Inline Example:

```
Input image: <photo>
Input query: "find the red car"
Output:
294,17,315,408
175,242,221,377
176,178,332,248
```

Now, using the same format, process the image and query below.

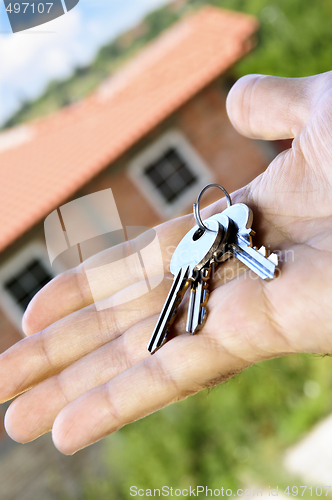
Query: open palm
1,73,332,455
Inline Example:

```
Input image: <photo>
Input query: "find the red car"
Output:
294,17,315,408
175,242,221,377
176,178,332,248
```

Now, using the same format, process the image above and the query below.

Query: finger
4,261,254,444
226,72,329,140
51,330,252,455
0,276,169,403
22,216,191,336
53,245,318,456
22,193,240,336
7,250,304,448
5,315,156,443
4,191,256,406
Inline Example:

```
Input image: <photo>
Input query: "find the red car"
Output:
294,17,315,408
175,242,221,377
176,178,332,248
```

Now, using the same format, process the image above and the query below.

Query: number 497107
283,486,331,496
6,3,53,14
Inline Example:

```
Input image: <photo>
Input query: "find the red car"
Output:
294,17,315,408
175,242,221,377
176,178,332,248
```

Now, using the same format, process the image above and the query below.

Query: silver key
148,219,223,354
148,265,190,354
210,203,278,279
228,239,278,280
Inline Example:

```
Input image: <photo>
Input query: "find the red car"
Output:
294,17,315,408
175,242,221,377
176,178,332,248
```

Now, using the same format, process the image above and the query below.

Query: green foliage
143,7,181,41
72,354,332,499
4,0,332,129
227,0,332,78
191,0,332,77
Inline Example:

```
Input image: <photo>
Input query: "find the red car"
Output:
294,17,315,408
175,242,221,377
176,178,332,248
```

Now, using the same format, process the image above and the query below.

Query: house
0,6,274,357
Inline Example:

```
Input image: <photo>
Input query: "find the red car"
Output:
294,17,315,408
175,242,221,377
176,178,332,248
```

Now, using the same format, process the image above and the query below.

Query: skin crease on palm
1,71,332,456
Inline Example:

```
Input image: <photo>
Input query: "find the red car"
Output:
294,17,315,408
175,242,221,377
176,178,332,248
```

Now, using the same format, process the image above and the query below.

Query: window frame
0,242,57,331
128,130,213,217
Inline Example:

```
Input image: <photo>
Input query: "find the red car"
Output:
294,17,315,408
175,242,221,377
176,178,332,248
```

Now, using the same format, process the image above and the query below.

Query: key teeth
257,246,266,257
256,246,278,266
268,253,278,266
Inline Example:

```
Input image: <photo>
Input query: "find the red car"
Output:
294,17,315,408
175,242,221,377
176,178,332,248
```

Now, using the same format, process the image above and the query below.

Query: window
144,148,198,204
129,130,212,217
0,243,56,330
4,258,53,312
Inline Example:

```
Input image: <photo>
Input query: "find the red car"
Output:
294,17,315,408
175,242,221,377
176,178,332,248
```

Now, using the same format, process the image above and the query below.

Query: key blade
148,265,190,354
230,243,277,280
191,280,204,334
187,269,210,335
198,285,209,328
186,281,196,334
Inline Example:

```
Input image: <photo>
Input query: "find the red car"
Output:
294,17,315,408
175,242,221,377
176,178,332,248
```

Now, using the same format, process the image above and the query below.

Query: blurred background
0,0,332,498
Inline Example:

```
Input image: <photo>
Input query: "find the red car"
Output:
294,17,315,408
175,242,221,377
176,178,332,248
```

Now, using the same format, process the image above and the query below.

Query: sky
0,0,170,126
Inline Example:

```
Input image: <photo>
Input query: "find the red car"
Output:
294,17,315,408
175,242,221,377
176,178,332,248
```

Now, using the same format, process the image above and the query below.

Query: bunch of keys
148,184,279,354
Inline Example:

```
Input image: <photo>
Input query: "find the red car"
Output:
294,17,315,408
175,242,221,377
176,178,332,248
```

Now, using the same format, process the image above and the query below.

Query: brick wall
0,310,22,354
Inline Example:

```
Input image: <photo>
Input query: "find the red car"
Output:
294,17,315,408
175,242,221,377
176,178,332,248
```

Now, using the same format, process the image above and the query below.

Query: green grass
71,354,332,499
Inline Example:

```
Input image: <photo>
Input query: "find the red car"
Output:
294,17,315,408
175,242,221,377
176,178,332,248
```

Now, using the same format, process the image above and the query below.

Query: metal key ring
193,183,232,232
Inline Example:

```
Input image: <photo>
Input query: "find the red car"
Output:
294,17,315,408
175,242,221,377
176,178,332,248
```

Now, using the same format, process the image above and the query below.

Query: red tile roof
0,6,258,252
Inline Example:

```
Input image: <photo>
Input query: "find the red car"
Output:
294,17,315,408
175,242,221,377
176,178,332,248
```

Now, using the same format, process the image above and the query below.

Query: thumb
226,73,330,140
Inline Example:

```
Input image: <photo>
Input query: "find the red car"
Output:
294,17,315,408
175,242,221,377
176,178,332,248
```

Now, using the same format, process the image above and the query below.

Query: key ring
193,183,232,232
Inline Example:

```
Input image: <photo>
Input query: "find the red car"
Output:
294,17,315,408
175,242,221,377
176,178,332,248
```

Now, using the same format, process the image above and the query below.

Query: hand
2,72,332,455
